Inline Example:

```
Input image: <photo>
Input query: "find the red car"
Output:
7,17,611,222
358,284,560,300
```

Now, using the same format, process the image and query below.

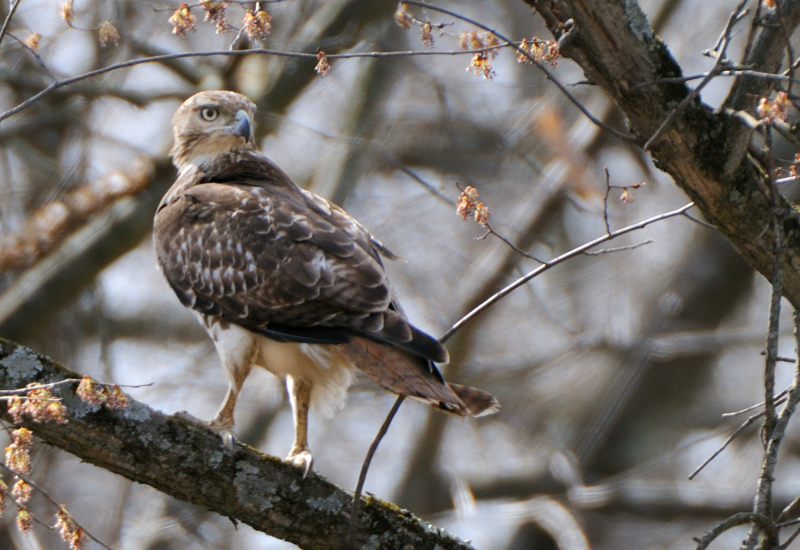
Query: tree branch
0,338,474,550
526,0,800,310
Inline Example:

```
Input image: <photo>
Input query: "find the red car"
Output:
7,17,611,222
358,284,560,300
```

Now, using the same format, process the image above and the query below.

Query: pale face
170,90,257,171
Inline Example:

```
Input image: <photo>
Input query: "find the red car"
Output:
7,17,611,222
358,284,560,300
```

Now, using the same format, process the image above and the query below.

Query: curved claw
208,418,238,453
219,430,237,452
286,450,314,478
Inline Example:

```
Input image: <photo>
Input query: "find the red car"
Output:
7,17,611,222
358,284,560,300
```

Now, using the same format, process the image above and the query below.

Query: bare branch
721,388,790,418
0,45,515,124
688,408,766,481
0,0,21,50
348,395,406,546
583,240,653,255
440,202,694,343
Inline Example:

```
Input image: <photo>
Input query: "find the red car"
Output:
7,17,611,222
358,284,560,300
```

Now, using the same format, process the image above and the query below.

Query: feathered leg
203,317,257,451
208,361,253,451
286,375,314,477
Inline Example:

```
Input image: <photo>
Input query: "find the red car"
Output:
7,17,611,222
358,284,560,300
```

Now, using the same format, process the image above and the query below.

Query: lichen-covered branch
0,338,474,550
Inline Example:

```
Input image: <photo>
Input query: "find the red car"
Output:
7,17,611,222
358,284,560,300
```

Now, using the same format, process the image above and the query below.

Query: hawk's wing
154,153,447,365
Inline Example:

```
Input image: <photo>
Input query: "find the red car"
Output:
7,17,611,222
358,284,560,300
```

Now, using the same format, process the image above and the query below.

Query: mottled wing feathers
154,151,448,364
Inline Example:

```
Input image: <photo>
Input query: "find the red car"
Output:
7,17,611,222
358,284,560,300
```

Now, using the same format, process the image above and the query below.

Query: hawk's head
170,90,257,172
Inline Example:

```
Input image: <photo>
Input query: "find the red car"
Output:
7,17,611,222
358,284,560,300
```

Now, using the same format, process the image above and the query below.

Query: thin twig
774,0,796,99
402,0,637,143
721,388,789,417
0,378,151,395
0,0,21,50
583,240,653,255
741,129,786,549
635,68,800,89
688,408,766,480
440,203,694,343
603,167,612,235
347,395,406,547
5,31,57,82
742,310,800,548
778,495,800,524
477,224,545,263
0,44,511,125
681,211,717,230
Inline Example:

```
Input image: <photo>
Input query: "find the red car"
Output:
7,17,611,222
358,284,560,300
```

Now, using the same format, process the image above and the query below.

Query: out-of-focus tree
1,0,800,549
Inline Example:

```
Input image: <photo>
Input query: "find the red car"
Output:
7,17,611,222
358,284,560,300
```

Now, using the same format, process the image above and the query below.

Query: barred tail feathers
340,336,499,417
447,382,501,417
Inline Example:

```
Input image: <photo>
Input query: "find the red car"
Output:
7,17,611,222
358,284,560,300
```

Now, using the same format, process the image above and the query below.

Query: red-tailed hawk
154,90,499,474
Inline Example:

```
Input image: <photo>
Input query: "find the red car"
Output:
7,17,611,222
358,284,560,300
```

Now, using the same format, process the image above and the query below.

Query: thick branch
0,338,473,550
527,0,800,309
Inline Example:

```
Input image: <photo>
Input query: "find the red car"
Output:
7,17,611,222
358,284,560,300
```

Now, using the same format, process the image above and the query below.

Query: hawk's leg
286,375,314,477
209,362,253,452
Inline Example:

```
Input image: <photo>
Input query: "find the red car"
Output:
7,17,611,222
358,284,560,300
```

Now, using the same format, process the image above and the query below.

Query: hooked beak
232,110,253,143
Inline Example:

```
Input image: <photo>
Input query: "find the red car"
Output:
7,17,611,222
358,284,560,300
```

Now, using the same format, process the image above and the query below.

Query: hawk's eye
200,107,219,121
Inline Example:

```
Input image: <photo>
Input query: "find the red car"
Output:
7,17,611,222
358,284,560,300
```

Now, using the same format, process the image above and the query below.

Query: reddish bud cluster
0,478,7,517
169,4,197,36
420,22,435,48
620,188,634,203
202,1,226,20
7,384,68,425
76,376,129,409
315,50,330,76
619,181,646,203
201,1,231,34
243,9,271,41
98,21,120,47
12,479,32,507
394,3,413,30
459,32,500,80
457,186,490,226
393,4,438,49
791,153,800,179
61,0,74,27
517,37,560,66
459,30,499,52
25,33,40,51
13,482,33,537
16,509,32,534
468,53,495,80
56,505,85,550
5,428,33,476
757,91,792,123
